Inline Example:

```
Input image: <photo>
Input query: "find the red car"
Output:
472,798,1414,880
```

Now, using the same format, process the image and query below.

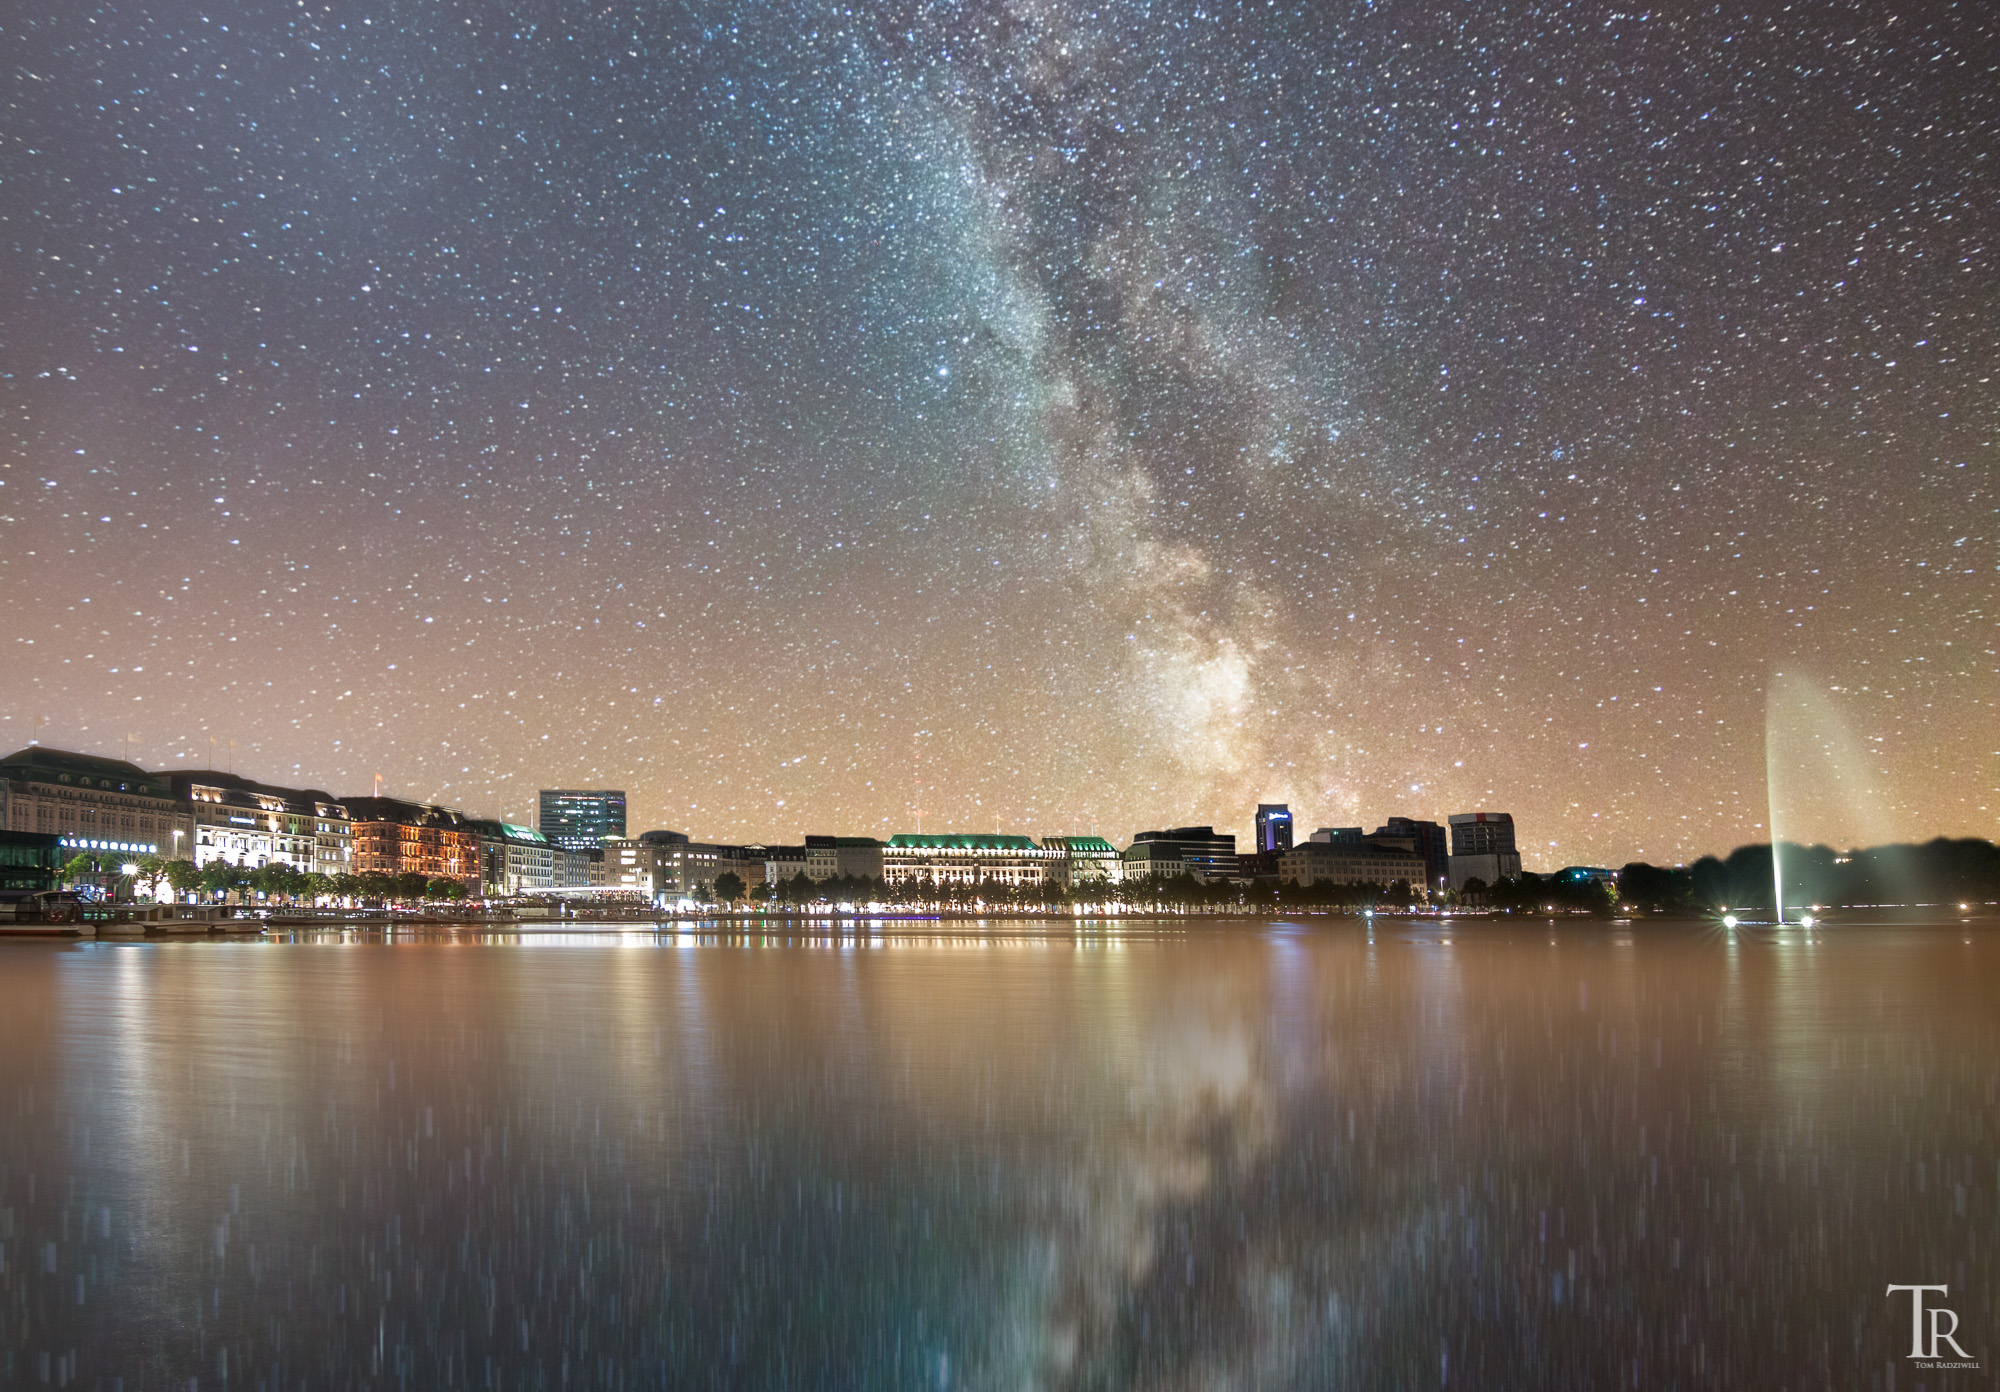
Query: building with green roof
1039,836,1126,887
467,819,555,894
883,832,1058,889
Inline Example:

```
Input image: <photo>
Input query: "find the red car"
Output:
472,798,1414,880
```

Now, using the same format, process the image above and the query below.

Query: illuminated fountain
1764,669,1894,927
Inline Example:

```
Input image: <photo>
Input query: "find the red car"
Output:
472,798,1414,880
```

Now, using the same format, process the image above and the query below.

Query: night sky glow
2,1,1993,866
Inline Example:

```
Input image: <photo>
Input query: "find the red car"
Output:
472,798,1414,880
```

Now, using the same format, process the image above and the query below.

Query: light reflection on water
0,916,1994,1389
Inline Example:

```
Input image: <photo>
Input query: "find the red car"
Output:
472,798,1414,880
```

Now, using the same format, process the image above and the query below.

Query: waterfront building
1377,816,1450,893
1040,836,1125,888
1254,804,1294,854
1237,849,1285,884
1448,811,1523,889
1124,827,1238,883
1123,839,1185,879
537,789,627,851
469,821,554,894
1279,837,1426,890
882,834,1059,890
342,796,482,892
674,843,740,896
547,845,607,890
312,797,354,877
0,746,192,859
603,835,743,899
635,831,752,898
804,835,885,882
604,835,672,897
717,846,769,893
0,830,64,892
171,771,343,874
762,844,810,886
625,836,749,898
636,831,691,896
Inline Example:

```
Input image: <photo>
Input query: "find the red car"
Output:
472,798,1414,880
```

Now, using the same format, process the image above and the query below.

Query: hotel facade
170,771,349,875
0,746,193,860
882,833,1060,889
342,796,482,892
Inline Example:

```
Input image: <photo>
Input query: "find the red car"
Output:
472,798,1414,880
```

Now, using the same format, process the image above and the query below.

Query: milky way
2,1,1993,864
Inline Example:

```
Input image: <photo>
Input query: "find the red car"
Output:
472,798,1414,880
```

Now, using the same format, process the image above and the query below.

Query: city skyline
2,4,1993,867
0,727,1967,878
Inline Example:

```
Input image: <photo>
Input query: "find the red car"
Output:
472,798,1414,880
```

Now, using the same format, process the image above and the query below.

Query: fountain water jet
1765,668,1896,923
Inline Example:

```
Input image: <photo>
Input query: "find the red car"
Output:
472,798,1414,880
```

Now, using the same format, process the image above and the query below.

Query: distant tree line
1615,838,2000,913
1455,873,1617,916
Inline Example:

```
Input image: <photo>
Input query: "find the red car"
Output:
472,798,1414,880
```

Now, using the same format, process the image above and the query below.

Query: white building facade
172,772,342,874
1040,836,1125,888
882,834,1059,890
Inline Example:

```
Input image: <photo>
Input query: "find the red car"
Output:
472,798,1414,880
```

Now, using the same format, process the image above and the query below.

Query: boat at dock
0,893,265,939
0,890,91,937
91,903,260,937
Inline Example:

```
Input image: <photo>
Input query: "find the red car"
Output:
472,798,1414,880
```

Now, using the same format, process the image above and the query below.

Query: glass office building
0,830,64,892
537,790,627,851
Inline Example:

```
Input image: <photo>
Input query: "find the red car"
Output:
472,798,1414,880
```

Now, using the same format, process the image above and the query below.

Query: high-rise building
537,790,626,850
1449,810,1517,856
1377,816,1449,892
1447,812,1522,889
1254,804,1294,854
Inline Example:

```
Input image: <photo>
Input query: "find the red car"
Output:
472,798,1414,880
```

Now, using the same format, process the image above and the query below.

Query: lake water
0,916,1994,1389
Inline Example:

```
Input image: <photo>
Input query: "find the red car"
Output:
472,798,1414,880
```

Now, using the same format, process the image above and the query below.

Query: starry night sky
2,1,1993,866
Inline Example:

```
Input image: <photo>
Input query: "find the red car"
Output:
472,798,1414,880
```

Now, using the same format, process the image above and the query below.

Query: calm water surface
1,916,1995,1389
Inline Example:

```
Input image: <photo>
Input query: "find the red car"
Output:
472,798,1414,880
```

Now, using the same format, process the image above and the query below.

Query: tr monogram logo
1886,1285,1978,1369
